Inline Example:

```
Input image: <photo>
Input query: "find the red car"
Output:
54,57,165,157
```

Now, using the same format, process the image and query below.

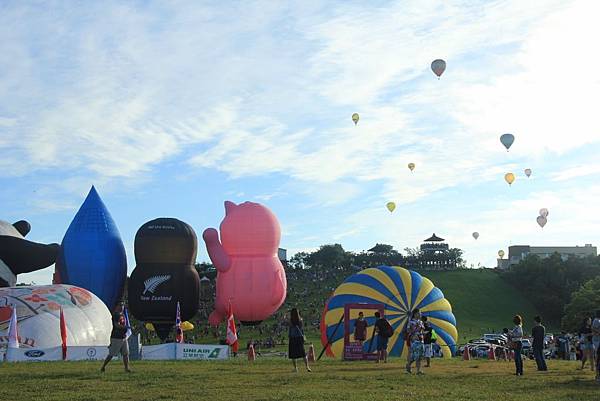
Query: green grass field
424,270,544,339
1,357,598,401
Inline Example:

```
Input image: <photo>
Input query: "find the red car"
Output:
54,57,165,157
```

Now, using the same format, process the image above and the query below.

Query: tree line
503,253,600,331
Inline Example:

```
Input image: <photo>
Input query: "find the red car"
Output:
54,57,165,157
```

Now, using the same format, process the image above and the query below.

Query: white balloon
0,284,111,348
472,232,479,240
537,215,548,228
539,208,549,218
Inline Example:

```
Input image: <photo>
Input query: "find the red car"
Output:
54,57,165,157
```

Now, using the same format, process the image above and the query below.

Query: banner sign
6,346,63,362
142,343,228,360
176,344,228,360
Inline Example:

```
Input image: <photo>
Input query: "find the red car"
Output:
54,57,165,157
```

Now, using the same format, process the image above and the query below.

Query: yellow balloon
181,321,194,332
504,172,515,186
352,113,359,125
386,202,396,213
145,323,155,331
408,162,415,172
498,250,505,259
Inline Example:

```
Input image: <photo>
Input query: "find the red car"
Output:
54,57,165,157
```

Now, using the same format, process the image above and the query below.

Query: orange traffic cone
307,344,316,362
488,345,496,361
248,344,256,362
462,346,470,361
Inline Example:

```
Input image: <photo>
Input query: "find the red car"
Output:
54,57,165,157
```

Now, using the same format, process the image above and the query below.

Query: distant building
496,244,597,269
278,248,287,267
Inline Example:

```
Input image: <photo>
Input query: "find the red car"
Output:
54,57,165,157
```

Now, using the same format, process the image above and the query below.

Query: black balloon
128,218,200,341
1,219,59,287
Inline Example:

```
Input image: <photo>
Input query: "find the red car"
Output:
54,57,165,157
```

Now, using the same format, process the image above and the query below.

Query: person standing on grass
531,316,547,371
100,303,131,373
374,311,392,363
592,310,600,371
509,315,524,376
579,317,594,371
288,308,311,373
422,315,433,368
406,309,425,375
354,311,368,344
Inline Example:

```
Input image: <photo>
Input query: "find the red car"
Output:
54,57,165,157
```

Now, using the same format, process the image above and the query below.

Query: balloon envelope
500,134,515,151
524,168,532,177
386,202,396,213
181,321,194,331
352,113,359,125
408,163,415,172
498,250,505,258
537,215,548,228
472,232,479,240
431,59,446,78
0,284,111,348
504,173,515,186
56,186,127,310
320,266,457,358
128,218,200,341
539,208,549,218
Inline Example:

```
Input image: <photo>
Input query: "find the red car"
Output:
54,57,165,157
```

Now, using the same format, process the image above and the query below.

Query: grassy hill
423,269,544,341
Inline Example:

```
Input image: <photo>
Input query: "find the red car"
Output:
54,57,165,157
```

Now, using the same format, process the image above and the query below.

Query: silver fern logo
143,275,171,294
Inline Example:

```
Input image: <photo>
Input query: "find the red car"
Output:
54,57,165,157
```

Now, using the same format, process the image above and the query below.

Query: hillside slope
424,269,543,342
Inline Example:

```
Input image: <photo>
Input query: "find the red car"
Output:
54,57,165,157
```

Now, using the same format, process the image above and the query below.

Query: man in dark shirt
531,315,547,371
100,303,131,373
374,311,391,363
353,312,368,344
422,316,433,367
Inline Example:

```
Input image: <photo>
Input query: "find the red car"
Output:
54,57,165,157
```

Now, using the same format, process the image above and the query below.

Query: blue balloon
56,186,127,310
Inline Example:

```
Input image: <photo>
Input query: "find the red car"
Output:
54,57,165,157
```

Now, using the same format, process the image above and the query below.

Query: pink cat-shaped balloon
203,201,287,326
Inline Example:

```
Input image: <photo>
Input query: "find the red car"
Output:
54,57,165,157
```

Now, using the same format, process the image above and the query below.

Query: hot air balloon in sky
537,215,547,228
0,284,111,349
386,202,396,213
498,250,505,259
431,59,446,79
320,266,457,359
500,134,515,151
539,208,549,218
472,232,479,240
504,173,515,186
524,168,532,178
352,113,359,125
56,186,127,310
128,218,200,341
408,163,415,172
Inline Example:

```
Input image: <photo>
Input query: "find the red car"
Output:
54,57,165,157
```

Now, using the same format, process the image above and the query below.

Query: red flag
226,301,238,353
60,307,67,360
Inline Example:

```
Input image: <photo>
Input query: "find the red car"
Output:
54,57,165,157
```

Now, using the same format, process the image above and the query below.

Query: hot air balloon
539,208,549,218
203,201,287,326
498,250,505,259
352,113,360,125
128,218,200,341
0,284,111,349
55,186,127,310
504,173,515,186
537,216,547,228
386,202,396,213
408,163,415,172
472,232,479,240
431,59,446,79
500,134,515,151
524,168,532,178
181,321,194,331
320,266,457,359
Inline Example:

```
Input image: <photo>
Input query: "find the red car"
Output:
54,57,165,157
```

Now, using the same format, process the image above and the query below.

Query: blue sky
2,0,600,284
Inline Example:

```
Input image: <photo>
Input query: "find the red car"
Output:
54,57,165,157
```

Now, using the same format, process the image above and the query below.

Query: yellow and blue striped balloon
320,266,458,358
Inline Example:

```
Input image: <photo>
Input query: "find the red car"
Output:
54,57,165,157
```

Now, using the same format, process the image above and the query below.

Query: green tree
307,244,353,278
561,276,600,332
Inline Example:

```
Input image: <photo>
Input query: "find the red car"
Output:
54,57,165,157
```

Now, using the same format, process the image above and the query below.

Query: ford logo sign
25,350,45,358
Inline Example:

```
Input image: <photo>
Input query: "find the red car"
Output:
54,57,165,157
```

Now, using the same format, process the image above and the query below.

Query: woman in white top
509,315,524,376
